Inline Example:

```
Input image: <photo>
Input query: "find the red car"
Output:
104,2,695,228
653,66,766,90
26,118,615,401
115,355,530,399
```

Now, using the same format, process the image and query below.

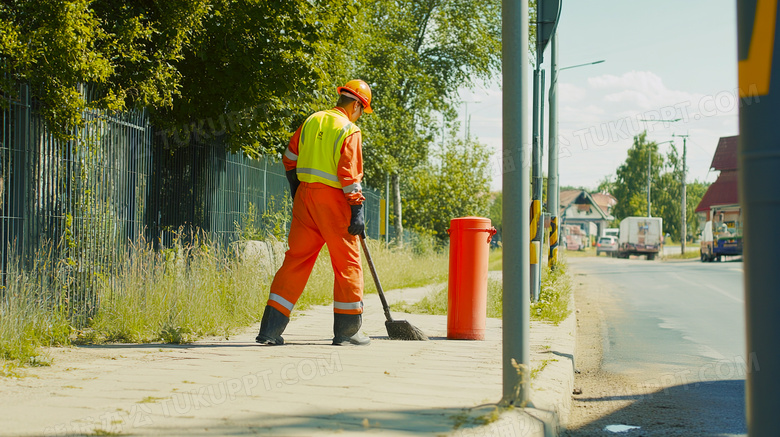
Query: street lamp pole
548,57,605,269
559,59,605,71
672,134,689,255
638,119,680,218
673,133,689,255
644,139,675,218
463,100,481,140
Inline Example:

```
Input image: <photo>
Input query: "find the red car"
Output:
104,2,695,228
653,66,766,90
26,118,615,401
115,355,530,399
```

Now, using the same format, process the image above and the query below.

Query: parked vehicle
563,224,586,251
700,220,743,262
596,236,619,256
604,228,619,238
617,217,663,260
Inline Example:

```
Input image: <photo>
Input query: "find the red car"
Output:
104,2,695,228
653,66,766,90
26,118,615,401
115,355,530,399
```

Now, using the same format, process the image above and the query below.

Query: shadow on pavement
147,406,510,435
564,379,746,436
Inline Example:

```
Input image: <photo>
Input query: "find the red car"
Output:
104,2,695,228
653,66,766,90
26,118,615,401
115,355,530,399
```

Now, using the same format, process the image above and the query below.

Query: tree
402,138,492,242
157,0,360,156
1,0,358,155
487,191,502,239
1,0,211,136
685,180,709,239
612,132,664,221
355,0,502,244
596,176,615,195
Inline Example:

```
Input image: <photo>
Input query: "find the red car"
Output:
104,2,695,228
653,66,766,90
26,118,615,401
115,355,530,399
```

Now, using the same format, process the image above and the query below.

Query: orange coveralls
266,106,366,318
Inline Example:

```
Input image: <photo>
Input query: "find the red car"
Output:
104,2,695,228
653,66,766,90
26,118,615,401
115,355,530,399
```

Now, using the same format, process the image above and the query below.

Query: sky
458,0,739,192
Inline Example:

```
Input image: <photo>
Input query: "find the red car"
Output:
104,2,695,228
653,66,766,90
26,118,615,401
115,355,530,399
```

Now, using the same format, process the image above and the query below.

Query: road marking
672,272,744,304
705,283,744,304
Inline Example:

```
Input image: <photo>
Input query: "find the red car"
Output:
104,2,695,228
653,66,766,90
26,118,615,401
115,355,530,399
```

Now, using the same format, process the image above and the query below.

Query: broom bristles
386,320,429,341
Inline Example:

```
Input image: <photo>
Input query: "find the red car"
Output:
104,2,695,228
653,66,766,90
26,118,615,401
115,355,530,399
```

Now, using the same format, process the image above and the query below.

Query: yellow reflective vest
294,109,361,190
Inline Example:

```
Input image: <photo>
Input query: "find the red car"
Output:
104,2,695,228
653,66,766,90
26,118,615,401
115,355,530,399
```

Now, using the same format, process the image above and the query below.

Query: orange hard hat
337,79,373,113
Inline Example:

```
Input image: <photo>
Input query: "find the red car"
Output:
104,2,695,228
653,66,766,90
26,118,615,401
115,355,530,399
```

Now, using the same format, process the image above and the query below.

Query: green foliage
2,229,450,366
612,132,660,219
353,0,502,239
531,263,572,324
397,249,572,325
235,198,293,242
85,232,270,344
1,0,356,154
0,1,211,136
356,0,502,182
0,250,71,371
402,139,492,242
158,0,360,156
487,191,503,238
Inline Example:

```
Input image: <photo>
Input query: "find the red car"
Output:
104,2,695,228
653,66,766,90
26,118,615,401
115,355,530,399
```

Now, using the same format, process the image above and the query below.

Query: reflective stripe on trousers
266,182,364,317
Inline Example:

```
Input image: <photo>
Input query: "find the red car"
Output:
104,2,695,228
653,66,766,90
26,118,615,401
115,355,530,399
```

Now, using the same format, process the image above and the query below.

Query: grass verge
1,233,449,372
394,249,572,325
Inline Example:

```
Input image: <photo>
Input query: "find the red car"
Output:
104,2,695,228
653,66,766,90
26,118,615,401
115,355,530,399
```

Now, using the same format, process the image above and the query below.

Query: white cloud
558,83,587,103
587,70,702,111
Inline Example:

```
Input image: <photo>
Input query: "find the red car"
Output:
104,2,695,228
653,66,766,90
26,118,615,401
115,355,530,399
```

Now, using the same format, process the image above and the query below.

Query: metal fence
0,83,382,324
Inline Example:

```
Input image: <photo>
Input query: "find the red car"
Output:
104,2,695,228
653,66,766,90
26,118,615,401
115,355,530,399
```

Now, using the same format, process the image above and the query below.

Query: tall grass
0,231,451,370
85,233,273,344
0,249,71,373
397,249,573,325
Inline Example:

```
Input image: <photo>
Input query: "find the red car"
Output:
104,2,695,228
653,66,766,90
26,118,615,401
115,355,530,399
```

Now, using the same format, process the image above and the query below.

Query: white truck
617,217,663,260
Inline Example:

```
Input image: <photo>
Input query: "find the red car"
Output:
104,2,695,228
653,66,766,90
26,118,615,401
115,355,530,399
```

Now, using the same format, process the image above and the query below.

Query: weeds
1,225,451,370
396,249,572,325
0,248,71,373
531,263,573,324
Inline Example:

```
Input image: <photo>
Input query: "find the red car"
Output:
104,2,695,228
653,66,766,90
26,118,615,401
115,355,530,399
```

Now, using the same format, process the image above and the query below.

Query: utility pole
673,133,689,255
738,1,780,434
501,0,531,406
530,31,543,302
638,120,680,218
647,144,652,217
547,30,559,269
464,100,480,140
530,0,560,302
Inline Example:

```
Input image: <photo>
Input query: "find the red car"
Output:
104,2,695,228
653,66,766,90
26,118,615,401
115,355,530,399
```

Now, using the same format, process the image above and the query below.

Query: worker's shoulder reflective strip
333,300,363,310
297,167,339,183
333,123,354,156
342,182,362,194
269,293,294,312
284,147,298,161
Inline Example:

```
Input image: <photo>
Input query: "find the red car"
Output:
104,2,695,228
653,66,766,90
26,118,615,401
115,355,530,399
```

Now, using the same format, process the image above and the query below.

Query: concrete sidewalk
0,284,575,436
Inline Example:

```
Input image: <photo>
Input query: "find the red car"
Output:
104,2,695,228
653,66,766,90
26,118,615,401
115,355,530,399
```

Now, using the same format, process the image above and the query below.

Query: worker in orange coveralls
256,79,373,346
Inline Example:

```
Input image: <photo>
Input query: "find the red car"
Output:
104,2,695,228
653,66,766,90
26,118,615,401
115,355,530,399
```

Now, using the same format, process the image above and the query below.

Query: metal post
737,1,780,434
681,136,687,255
647,145,652,217
530,3,543,303
547,30,559,269
502,0,531,406
385,173,390,248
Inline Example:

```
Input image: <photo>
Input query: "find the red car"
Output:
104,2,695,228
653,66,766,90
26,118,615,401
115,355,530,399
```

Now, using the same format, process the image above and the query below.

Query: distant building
559,190,615,245
695,135,741,228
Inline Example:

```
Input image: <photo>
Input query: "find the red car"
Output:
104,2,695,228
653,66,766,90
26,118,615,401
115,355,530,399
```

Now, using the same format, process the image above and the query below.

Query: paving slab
0,281,575,436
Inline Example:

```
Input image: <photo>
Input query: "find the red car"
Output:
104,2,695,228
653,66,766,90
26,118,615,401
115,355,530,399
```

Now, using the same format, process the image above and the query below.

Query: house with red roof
695,135,741,230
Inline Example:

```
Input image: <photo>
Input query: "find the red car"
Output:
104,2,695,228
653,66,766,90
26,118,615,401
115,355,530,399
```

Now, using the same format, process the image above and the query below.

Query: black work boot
332,313,371,346
256,305,289,345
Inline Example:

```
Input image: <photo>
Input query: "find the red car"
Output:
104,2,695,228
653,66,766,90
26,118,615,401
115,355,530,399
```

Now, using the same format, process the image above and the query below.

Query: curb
461,304,577,437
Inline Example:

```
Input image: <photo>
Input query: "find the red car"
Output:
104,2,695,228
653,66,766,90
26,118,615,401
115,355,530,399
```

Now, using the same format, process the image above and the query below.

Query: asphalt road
567,256,747,436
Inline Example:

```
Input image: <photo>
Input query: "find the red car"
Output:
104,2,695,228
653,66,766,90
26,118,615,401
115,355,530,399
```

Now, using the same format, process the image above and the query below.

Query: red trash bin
447,216,497,340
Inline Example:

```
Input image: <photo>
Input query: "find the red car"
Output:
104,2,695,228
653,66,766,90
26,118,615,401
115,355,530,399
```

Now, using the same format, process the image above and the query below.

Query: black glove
285,169,300,200
348,204,365,236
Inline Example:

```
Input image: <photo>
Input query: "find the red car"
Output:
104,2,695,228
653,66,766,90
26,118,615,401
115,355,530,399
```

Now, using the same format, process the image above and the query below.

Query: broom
359,233,428,341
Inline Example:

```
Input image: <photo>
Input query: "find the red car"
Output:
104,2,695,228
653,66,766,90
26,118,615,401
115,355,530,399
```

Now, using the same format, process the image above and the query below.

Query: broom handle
359,233,394,322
